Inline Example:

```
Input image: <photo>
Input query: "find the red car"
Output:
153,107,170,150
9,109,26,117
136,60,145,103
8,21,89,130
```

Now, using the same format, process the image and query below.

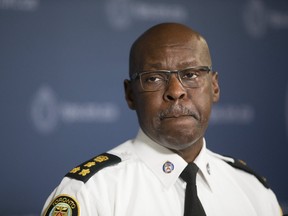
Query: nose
163,74,187,101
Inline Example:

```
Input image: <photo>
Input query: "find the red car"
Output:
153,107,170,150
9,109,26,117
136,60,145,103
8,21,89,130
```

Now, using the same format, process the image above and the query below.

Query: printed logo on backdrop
31,85,120,134
105,0,188,30
243,0,288,38
0,0,39,11
286,81,288,142
210,104,254,124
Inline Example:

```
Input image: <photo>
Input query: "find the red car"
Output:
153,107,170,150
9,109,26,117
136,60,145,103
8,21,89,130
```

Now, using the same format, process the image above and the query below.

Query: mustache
158,104,199,120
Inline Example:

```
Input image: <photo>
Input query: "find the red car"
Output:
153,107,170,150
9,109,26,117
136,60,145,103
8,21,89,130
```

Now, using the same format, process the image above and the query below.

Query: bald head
129,23,212,76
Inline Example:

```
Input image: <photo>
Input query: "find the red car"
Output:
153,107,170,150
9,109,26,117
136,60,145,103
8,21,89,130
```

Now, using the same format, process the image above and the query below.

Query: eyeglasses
130,66,212,92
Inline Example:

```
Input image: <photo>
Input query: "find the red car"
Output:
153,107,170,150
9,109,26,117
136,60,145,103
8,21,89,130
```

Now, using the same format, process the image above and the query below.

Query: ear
211,72,220,103
124,79,136,110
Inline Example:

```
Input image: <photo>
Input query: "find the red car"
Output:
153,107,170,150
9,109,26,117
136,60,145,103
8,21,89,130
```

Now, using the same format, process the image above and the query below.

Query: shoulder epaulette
223,157,270,189
65,152,121,183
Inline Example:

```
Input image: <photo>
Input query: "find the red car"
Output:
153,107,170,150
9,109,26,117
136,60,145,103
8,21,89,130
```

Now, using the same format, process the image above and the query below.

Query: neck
173,138,204,163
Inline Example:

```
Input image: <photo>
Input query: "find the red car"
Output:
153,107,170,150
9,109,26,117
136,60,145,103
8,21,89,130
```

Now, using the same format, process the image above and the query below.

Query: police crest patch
43,195,79,216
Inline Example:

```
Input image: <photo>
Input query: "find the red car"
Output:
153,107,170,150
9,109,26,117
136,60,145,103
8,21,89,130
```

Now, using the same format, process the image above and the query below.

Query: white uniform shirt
42,130,281,216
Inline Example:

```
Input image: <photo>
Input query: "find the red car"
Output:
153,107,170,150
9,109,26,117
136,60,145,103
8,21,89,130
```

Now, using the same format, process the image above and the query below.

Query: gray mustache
159,105,198,120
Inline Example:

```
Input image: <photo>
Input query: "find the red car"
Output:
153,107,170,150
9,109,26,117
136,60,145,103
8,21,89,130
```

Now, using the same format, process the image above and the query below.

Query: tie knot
180,162,199,184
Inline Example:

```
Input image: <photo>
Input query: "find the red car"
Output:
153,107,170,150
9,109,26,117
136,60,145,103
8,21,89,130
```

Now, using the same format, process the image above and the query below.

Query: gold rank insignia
43,194,79,216
65,152,121,183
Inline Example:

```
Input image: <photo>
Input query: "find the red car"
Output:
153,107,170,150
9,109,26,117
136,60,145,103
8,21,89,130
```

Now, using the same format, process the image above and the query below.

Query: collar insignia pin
163,161,174,174
206,163,211,175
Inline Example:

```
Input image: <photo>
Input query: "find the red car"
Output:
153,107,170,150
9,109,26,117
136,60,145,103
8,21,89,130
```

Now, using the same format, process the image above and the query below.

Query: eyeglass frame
129,66,213,92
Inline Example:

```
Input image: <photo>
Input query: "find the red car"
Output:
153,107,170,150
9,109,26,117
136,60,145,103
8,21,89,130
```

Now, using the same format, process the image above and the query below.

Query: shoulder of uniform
221,156,270,189
65,152,121,183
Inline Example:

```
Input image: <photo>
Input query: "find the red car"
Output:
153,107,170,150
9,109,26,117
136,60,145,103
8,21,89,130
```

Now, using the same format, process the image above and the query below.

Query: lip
160,114,195,120
163,114,190,118
159,104,199,121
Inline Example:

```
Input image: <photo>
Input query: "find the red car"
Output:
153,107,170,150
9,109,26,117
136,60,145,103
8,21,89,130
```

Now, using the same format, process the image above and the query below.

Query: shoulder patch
224,158,270,189
65,152,121,183
43,194,79,216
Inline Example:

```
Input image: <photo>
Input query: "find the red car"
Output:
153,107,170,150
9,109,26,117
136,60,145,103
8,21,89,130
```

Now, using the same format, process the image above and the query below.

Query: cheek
199,102,212,124
189,88,213,121
135,93,162,125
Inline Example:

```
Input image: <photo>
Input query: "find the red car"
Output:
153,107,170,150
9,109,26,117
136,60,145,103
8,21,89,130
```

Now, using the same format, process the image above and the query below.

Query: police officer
42,23,281,216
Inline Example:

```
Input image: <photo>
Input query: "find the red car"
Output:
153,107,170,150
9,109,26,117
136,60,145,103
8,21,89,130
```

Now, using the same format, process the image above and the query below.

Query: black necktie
180,163,206,216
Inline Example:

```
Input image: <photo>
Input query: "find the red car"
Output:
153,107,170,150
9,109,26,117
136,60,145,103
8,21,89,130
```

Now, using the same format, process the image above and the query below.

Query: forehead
138,44,209,70
130,24,212,73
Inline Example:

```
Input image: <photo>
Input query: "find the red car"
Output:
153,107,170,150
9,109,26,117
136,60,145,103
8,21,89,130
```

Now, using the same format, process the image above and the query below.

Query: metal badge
206,163,211,175
163,161,174,174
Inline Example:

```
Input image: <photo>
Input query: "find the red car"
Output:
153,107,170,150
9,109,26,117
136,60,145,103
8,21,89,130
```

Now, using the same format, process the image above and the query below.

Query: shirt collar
132,129,213,191
133,129,187,188
193,139,214,192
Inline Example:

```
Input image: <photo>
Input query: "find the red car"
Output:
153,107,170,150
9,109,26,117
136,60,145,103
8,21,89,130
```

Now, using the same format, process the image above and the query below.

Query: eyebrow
143,61,197,70
178,61,197,68
142,63,162,69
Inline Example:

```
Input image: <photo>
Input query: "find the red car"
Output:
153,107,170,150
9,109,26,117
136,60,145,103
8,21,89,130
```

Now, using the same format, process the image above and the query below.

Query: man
42,23,281,216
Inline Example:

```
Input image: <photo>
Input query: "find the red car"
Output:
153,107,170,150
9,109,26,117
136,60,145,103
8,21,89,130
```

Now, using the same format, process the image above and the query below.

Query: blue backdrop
0,0,288,215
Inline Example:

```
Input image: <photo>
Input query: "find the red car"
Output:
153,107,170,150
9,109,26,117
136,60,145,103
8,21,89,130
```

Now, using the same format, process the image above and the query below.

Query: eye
181,69,199,80
141,72,166,83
